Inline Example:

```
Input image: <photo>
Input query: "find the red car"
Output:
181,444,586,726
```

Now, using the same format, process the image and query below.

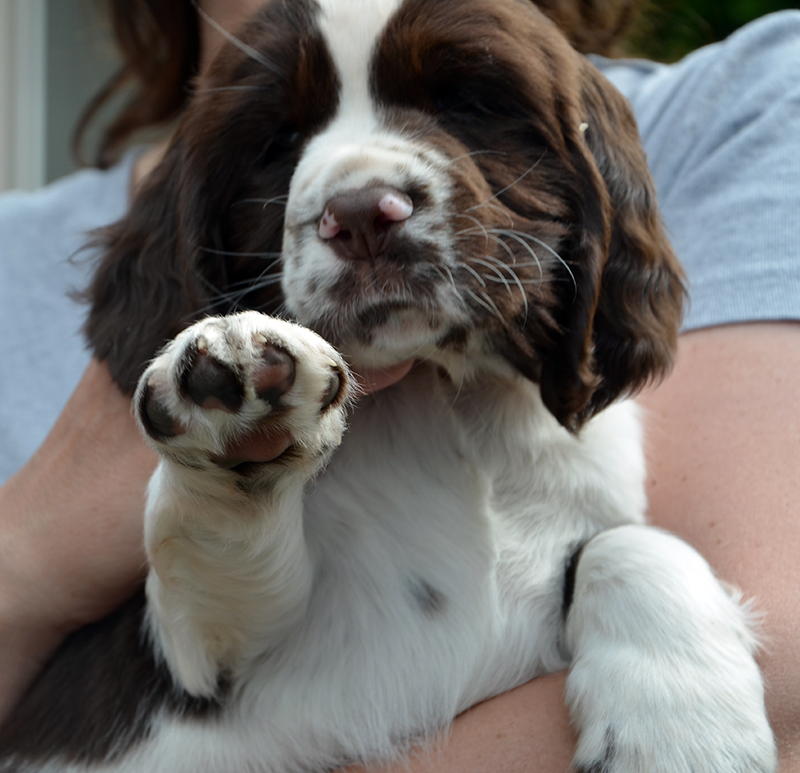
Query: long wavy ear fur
83,1,336,393
538,59,685,430
83,139,218,393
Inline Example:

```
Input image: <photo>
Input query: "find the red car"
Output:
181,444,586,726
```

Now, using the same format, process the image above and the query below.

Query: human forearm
342,673,576,773
640,323,800,769
0,360,156,724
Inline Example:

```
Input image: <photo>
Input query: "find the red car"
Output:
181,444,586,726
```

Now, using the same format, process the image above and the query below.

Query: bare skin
639,323,800,769
0,361,156,721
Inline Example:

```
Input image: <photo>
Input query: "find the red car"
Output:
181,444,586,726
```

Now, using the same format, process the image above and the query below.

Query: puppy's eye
272,126,300,150
434,85,525,124
258,126,301,167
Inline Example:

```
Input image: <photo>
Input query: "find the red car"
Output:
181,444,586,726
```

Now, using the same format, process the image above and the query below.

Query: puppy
0,0,776,771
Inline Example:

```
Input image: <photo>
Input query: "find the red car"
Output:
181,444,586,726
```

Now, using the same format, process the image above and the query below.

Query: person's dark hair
74,0,200,169
75,0,638,169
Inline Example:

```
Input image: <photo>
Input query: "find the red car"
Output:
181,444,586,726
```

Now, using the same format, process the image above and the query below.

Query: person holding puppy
0,1,798,770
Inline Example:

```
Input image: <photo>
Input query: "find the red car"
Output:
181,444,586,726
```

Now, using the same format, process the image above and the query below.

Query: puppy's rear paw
136,312,349,476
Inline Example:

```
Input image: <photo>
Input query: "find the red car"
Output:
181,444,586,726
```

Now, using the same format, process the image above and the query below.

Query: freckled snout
318,186,413,262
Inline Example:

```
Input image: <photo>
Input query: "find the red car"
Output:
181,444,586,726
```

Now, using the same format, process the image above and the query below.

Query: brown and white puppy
0,1,775,772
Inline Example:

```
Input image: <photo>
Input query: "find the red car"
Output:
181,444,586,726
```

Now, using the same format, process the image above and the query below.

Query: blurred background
626,0,798,62
0,0,797,193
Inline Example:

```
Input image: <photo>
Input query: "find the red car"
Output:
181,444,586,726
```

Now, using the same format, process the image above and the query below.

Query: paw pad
182,345,245,413
135,313,351,472
252,339,296,405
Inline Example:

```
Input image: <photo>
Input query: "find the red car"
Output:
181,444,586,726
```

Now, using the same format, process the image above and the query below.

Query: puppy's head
87,0,684,430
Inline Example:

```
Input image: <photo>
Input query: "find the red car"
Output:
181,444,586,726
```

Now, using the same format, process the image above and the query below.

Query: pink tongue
354,360,414,394
218,361,414,464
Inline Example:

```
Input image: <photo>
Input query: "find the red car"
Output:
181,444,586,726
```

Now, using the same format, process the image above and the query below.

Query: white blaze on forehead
286,0,444,219
315,0,404,125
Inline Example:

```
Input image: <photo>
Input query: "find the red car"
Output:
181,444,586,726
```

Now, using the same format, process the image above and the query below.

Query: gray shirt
0,154,134,480
593,10,800,330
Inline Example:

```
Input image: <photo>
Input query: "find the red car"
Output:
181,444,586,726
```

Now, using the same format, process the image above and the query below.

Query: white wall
0,0,118,194
45,0,119,183
0,0,46,192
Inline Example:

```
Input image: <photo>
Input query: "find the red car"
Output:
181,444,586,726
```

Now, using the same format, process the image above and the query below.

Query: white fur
565,527,775,772
282,0,470,370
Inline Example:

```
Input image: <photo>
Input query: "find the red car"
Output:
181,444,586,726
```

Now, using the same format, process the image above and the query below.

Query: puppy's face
88,0,684,429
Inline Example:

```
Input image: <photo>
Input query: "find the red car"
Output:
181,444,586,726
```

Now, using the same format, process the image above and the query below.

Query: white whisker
455,213,490,247
192,1,284,75
445,149,507,168
470,257,511,295
233,196,289,210
465,289,506,326
199,247,283,260
491,229,576,299
456,260,487,289
475,255,529,321
466,150,547,213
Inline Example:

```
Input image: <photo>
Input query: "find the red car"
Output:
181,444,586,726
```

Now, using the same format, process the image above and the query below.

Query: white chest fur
123,358,647,773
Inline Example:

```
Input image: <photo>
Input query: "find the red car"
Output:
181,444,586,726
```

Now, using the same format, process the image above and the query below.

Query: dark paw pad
321,369,342,410
252,342,296,405
181,345,244,413
139,381,183,441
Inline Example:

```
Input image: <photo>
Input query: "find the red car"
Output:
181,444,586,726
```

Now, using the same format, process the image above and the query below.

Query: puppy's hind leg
563,525,776,773
135,311,351,698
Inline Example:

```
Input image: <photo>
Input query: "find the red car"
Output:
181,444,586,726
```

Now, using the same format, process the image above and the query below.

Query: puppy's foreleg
564,525,776,773
135,312,350,697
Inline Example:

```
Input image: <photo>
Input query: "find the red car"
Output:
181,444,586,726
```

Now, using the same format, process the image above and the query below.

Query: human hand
0,359,157,719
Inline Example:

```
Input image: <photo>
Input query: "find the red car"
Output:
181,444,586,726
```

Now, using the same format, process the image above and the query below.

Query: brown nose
318,186,413,261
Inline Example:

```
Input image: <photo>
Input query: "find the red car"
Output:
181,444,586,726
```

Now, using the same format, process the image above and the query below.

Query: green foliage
626,0,799,61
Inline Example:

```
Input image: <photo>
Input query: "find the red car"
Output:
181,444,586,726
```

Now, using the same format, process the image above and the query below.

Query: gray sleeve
592,11,800,331
0,154,135,483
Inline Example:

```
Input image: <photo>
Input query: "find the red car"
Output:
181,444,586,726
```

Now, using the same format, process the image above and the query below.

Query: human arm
638,322,800,770
0,359,157,723
342,322,800,773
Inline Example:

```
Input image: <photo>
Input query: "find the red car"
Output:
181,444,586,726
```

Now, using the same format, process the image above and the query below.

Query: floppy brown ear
83,2,335,392
538,60,685,430
83,138,221,393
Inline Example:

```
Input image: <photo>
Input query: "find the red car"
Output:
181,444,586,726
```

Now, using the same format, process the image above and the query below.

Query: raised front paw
135,311,350,477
